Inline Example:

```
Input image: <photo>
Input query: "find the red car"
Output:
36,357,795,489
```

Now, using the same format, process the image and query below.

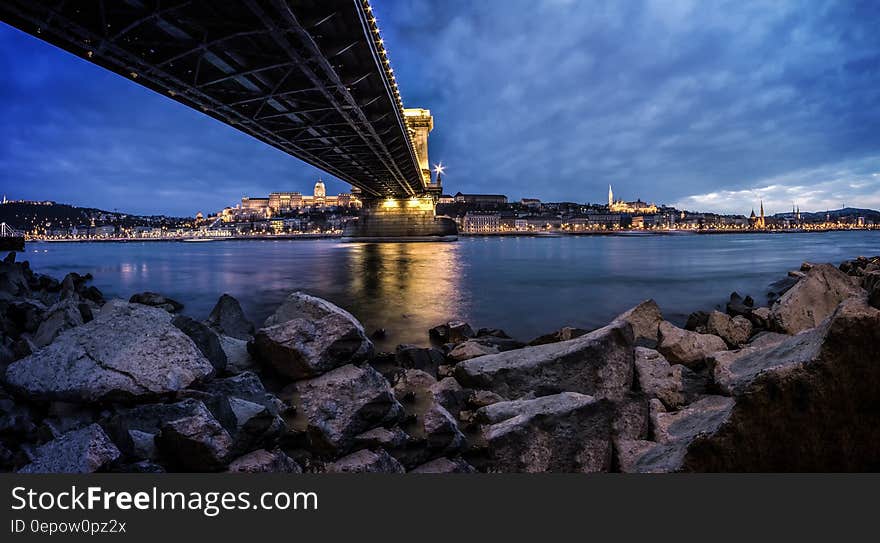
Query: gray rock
207,294,255,341
455,320,634,400
706,310,752,348
448,339,499,362
473,392,613,472
5,301,214,402
284,364,402,455
105,399,206,460
770,263,864,334
657,321,727,367
613,299,662,343
33,298,84,348
227,449,301,473
129,292,184,313
409,457,476,473
528,326,589,346
634,347,685,409
156,401,233,471
253,292,373,380
17,424,120,473
429,321,475,346
325,448,405,473
218,335,257,374
172,315,227,373
354,427,411,450
395,344,445,376
393,370,465,461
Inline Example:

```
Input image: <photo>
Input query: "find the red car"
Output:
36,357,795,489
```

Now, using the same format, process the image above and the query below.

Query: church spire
608,184,613,208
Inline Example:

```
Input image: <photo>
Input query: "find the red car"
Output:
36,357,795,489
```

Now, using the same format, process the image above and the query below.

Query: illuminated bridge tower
343,108,456,241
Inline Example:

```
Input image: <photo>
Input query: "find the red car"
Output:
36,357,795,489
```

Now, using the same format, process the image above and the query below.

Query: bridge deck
1,0,423,199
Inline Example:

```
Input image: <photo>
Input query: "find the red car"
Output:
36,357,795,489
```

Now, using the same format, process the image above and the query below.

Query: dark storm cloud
2,0,880,216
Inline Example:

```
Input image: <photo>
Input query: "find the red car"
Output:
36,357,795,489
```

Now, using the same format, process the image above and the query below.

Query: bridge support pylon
342,197,458,242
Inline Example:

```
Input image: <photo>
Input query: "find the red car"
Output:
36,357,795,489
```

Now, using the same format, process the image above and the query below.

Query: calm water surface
21,231,880,347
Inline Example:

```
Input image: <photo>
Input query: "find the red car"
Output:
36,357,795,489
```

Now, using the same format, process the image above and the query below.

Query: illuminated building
241,180,361,217
607,185,658,214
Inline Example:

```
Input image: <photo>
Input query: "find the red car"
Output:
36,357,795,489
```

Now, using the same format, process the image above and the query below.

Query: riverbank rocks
770,264,864,334
156,401,233,472
172,315,227,373
325,449,405,473
5,301,214,403
455,320,634,400
33,297,84,347
253,292,373,380
392,370,465,466
18,424,120,474
283,364,402,455
207,294,255,340
228,449,301,473
706,310,752,348
129,292,184,313
429,321,475,346
528,326,588,346
657,321,726,367
470,392,613,472
634,347,697,409
614,299,662,343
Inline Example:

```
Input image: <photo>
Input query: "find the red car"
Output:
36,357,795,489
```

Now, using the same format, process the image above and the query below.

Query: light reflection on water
21,231,880,347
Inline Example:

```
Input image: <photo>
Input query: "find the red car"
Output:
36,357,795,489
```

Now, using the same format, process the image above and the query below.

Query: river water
20,231,880,348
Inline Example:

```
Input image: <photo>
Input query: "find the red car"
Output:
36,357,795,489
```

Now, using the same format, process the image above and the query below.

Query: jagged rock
17,424,120,474
3,252,15,264
218,335,257,374
767,275,799,304
410,457,476,473
172,315,227,372
448,339,499,362
613,299,662,343
684,311,709,332
770,264,864,334
657,321,726,368
395,344,444,376
5,301,214,402
325,449,405,473
129,292,184,313
617,395,735,473
528,326,588,346
207,294,255,340
612,392,650,441
393,370,465,464
0,259,31,297
726,292,753,319
430,376,469,417
706,310,752,348
354,427,411,450
6,300,45,335
634,347,693,409
253,292,373,380
472,392,613,472
156,401,233,471
455,320,634,400
227,449,301,473
429,321,475,346
105,399,207,460
33,298,84,348
750,307,771,329
283,364,402,455
468,389,506,409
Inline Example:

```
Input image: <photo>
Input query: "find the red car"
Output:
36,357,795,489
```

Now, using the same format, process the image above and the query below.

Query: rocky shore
1,250,879,473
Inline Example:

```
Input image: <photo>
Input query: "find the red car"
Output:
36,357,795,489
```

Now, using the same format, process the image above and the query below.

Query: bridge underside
0,0,427,200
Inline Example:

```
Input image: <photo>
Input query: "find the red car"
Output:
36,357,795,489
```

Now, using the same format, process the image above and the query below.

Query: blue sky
2,0,879,216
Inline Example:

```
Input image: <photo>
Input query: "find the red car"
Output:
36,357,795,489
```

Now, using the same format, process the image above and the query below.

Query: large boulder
172,315,227,372
634,347,703,410
325,448,405,473
613,299,662,343
32,298,84,348
706,310,752,348
5,301,214,402
156,401,233,471
471,392,613,472
623,297,880,472
770,263,864,334
252,292,373,380
656,321,726,368
129,292,184,313
17,424,120,473
206,294,255,341
284,364,402,455
455,320,634,400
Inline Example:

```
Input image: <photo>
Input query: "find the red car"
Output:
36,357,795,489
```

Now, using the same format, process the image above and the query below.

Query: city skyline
2,1,880,216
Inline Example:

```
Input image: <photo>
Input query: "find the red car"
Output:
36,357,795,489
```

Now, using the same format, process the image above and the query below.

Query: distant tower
759,200,765,228
314,179,326,207
608,185,613,208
